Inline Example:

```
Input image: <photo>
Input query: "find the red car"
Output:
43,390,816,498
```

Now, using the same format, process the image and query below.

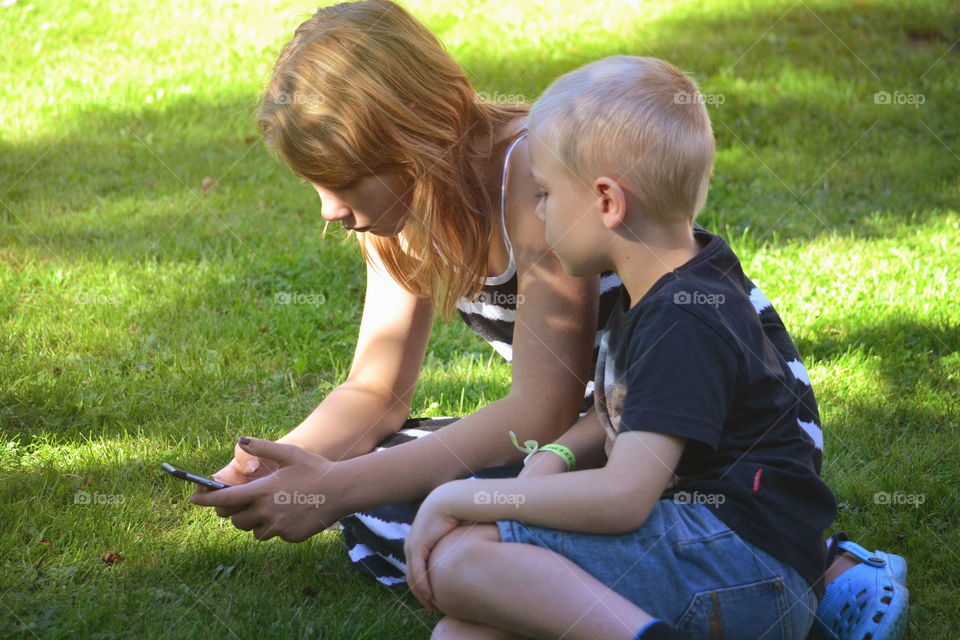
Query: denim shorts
496,499,817,640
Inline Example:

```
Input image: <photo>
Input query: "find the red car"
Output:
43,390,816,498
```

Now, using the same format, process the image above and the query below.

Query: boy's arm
435,429,684,534
519,407,609,477
404,428,683,607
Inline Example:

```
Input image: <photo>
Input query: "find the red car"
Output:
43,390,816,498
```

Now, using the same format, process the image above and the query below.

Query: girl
194,0,621,574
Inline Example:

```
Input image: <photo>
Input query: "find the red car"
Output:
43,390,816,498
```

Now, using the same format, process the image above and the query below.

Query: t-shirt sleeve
618,301,739,449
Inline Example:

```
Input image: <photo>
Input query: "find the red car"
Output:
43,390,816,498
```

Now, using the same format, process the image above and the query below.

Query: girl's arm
276,247,435,460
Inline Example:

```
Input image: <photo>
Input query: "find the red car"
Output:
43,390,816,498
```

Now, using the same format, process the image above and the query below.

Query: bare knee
429,524,500,613
430,616,464,640
431,615,520,640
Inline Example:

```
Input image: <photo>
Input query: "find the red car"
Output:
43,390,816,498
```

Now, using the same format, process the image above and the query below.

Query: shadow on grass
0,448,437,638
796,316,959,396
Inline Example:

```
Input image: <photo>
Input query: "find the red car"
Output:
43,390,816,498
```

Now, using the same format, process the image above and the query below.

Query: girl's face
312,171,412,237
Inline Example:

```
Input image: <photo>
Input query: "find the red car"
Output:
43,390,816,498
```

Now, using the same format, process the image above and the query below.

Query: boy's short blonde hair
530,56,715,221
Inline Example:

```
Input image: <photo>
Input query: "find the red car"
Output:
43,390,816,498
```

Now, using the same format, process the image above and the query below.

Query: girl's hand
404,483,465,612
215,439,280,485
195,443,280,520
189,437,344,542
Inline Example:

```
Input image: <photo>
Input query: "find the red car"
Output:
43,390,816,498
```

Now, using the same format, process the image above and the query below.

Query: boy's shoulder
652,230,749,301
618,230,760,344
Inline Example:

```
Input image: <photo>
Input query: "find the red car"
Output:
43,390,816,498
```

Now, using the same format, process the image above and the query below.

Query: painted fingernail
238,437,251,446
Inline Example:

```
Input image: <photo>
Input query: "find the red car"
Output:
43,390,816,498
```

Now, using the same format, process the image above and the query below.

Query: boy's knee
430,616,471,639
431,615,518,640
429,524,499,610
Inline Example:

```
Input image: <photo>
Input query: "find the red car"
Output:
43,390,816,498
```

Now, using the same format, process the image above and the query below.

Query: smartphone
161,463,230,490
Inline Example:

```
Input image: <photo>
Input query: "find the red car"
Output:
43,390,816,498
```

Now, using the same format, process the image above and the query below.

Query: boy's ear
595,177,626,229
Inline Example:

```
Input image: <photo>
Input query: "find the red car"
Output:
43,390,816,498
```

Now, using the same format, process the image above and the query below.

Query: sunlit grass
2,0,958,637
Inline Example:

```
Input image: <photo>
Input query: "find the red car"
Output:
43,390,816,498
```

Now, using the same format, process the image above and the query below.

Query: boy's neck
610,223,701,309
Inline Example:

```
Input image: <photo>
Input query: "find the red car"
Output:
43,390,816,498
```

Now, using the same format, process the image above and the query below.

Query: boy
403,56,836,640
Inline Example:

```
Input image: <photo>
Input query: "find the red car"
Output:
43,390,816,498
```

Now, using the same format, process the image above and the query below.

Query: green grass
1,0,958,637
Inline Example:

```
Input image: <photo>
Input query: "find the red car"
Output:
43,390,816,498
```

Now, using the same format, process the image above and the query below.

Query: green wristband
534,444,576,471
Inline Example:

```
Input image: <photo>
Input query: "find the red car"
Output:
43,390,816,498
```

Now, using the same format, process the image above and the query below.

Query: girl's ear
595,177,626,229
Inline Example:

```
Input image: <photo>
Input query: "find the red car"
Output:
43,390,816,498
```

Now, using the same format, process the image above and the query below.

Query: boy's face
529,136,606,276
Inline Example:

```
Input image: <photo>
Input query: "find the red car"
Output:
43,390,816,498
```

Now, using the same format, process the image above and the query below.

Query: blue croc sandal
812,534,909,640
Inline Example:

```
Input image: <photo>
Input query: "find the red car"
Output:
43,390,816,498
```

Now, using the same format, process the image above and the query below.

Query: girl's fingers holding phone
210,463,246,486
215,504,245,518
188,484,255,509
189,485,238,517
252,522,280,542
212,455,268,486
229,507,263,533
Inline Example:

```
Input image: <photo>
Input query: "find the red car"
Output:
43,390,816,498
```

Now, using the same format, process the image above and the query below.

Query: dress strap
487,129,528,286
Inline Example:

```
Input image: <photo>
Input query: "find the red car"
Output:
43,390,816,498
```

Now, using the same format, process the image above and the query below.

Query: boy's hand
404,483,465,612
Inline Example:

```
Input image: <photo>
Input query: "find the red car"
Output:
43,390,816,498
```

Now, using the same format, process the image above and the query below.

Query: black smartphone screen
161,463,230,490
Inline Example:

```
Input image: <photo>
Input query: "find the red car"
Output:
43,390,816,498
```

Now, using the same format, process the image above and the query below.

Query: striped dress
337,132,823,588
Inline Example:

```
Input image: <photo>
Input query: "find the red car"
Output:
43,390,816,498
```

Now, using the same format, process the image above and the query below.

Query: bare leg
431,616,524,640
428,524,654,640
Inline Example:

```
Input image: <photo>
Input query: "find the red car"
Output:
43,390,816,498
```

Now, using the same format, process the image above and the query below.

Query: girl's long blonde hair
256,0,527,318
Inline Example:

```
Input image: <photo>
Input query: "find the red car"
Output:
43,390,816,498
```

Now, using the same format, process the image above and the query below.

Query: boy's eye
534,190,547,200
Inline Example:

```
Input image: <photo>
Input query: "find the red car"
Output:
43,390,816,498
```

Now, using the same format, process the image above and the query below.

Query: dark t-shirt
594,229,836,596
